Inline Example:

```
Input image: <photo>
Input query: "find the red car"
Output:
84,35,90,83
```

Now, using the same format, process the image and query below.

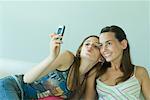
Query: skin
23,34,101,92
85,32,150,100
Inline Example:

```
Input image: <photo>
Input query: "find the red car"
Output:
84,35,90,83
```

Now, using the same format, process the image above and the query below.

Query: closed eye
85,43,90,46
93,44,100,49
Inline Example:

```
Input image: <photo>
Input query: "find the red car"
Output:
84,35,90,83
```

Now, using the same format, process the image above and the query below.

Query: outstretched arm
23,33,74,83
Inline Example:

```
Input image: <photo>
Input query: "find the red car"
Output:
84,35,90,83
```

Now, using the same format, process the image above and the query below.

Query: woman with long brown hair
85,25,150,100
0,33,102,100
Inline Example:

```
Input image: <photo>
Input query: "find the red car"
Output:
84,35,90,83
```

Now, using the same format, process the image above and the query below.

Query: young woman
85,25,150,100
0,33,102,100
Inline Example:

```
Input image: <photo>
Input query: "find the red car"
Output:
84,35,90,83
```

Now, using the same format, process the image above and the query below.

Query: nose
87,44,93,50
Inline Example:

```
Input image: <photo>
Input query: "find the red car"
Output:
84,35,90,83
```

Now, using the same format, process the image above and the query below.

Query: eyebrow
106,40,112,43
100,40,112,44
85,41,99,44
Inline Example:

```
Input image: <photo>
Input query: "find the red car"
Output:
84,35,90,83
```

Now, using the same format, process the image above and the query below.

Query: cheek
81,47,86,52
100,48,103,53
108,45,119,52
95,50,101,58
113,45,123,52
111,47,123,57
80,48,86,55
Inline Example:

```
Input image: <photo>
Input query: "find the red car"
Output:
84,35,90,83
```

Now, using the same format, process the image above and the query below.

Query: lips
85,51,91,55
84,49,92,56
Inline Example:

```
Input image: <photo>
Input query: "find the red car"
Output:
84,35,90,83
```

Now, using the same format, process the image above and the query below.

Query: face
80,37,101,62
99,32,125,62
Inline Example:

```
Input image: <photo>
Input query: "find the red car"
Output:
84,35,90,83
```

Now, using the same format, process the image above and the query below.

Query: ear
121,39,127,49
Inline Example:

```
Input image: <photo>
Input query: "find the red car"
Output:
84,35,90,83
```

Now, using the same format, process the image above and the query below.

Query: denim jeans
0,75,22,100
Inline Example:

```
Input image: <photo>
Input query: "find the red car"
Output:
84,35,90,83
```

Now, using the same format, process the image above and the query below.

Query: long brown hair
97,25,134,84
67,35,101,99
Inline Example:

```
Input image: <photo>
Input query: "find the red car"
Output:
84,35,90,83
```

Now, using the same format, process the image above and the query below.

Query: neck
110,63,120,71
110,54,123,70
111,60,122,71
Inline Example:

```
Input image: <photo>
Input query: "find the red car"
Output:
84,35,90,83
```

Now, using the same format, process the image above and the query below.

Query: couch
0,58,149,100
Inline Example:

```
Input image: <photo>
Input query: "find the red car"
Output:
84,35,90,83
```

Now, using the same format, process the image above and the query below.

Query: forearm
23,55,55,83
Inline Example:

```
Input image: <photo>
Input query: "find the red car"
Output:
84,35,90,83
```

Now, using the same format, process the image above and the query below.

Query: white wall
0,0,149,69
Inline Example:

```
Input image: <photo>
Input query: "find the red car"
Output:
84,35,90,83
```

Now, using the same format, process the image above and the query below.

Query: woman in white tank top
84,25,150,100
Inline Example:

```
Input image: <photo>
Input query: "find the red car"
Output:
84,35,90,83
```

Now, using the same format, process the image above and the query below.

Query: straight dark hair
67,35,101,99
97,25,134,84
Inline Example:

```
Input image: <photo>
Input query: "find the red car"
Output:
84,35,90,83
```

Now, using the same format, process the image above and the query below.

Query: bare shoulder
61,50,75,59
57,50,75,70
136,66,148,75
135,66,149,82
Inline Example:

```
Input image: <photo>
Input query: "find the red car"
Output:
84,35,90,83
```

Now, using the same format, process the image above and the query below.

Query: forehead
85,37,99,42
99,32,116,43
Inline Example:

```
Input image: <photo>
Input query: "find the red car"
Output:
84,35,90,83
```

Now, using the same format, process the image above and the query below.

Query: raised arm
23,33,74,83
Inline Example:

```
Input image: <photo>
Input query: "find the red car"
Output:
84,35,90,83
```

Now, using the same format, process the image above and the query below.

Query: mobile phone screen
57,25,65,36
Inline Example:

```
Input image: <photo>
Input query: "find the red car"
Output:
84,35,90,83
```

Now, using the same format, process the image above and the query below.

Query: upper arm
84,68,97,100
23,50,74,83
41,50,74,76
136,67,150,100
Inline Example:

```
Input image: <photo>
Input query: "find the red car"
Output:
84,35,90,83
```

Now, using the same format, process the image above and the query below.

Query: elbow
23,74,34,83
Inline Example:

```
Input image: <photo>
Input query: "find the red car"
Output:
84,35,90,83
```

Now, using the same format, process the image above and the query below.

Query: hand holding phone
56,25,65,36
49,25,65,58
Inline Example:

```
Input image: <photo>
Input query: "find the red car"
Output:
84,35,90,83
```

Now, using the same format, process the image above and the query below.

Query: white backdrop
0,0,149,69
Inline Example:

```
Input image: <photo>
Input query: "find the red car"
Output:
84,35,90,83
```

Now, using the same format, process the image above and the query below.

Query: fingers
49,33,63,44
49,33,63,40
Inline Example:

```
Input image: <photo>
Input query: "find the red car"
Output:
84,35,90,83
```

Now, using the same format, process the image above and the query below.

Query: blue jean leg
0,76,21,100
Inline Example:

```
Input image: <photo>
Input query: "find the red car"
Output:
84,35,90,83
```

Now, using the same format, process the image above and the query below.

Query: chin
81,55,90,59
83,53,91,57
85,56,92,60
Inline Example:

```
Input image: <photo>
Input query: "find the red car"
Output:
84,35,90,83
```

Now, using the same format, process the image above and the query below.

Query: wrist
49,53,57,60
